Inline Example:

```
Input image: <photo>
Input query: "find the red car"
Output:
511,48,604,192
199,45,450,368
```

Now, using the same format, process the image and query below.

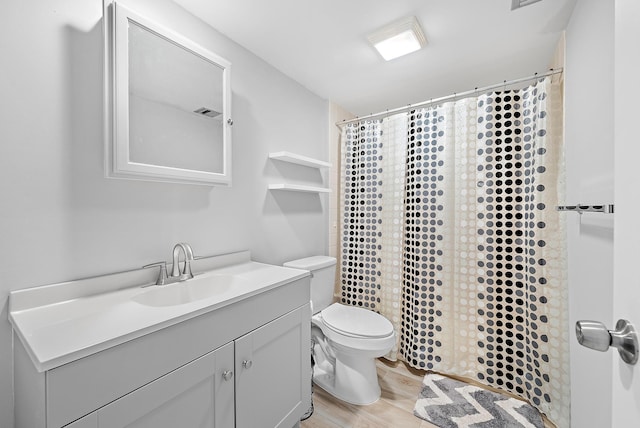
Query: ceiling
173,0,576,116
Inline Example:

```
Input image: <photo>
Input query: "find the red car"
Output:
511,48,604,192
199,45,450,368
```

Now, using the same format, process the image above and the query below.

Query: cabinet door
96,342,234,428
235,304,311,428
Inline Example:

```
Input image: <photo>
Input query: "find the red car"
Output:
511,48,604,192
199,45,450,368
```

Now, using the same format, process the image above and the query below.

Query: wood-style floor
300,359,437,428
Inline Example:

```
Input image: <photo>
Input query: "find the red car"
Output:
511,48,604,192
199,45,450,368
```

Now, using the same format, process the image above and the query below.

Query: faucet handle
143,261,168,285
182,258,194,279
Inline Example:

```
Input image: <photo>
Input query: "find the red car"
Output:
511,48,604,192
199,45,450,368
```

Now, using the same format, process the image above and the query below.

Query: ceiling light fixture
367,16,427,61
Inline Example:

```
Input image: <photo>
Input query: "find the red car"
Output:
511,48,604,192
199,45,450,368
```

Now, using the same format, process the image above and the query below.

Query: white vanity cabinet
94,341,235,428
235,306,309,428
12,264,311,428
63,306,309,428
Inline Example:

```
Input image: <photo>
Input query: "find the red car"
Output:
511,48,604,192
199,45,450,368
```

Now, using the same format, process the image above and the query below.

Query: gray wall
0,1,329,426
564,1,615,427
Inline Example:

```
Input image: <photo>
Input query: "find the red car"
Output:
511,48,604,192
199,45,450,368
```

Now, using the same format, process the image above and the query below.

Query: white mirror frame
104,1,232,186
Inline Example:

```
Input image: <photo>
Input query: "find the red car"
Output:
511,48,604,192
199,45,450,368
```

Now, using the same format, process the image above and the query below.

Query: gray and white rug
414,374,544,428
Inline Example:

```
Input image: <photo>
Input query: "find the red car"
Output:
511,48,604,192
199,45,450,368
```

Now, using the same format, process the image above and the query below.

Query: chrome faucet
171,242,194,281
143,243,195,286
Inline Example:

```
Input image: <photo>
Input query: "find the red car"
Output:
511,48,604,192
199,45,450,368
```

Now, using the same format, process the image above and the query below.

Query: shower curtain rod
337,68,563,127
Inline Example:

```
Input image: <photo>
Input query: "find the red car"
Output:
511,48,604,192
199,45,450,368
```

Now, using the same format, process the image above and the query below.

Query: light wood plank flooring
301,359,436,428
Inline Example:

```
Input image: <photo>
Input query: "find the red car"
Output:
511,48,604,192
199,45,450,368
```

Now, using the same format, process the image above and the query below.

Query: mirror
106,2,232,185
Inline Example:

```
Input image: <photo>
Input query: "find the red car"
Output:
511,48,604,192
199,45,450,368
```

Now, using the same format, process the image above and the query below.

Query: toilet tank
283,256,336,314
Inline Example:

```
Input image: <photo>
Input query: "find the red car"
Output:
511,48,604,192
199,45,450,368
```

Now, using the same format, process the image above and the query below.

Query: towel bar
556,204,614,214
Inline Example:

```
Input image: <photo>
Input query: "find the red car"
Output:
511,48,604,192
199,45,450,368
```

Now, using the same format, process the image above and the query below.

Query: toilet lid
321,303,394,338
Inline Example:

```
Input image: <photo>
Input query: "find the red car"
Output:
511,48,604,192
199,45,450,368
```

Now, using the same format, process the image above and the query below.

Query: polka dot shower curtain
340,113,408,359
339,77,569,426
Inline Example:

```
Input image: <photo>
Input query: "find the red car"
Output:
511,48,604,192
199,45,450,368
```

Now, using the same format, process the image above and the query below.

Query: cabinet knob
222,370,234,381
242,359,253,369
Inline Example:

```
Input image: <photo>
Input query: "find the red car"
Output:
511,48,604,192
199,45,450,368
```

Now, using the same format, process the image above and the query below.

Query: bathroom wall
564,0,615,427
0,0,328,426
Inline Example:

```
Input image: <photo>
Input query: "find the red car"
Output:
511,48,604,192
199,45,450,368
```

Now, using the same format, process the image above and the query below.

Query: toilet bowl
283,256,396,405
311,302,395,405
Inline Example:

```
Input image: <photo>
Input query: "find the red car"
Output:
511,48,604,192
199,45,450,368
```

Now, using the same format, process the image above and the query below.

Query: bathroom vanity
9,251,311,428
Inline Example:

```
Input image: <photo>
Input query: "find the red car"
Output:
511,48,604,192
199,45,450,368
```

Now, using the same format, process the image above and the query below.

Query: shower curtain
339,77,569,426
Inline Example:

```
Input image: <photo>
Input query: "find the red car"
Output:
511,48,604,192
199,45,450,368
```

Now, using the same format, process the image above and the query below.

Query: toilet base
313,353,381,405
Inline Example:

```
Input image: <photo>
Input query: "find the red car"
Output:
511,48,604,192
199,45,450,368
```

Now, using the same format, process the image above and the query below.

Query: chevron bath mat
414,374,543,428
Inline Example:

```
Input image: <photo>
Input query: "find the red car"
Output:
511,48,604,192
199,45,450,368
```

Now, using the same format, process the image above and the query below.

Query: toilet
283,256,395,405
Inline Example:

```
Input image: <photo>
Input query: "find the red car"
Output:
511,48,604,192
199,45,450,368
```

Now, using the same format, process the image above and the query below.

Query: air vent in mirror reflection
193,107,221,118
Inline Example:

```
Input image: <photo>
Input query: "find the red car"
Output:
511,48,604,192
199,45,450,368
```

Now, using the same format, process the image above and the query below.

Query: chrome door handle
222,370,233,381
242,360,252,369
576,319,639,365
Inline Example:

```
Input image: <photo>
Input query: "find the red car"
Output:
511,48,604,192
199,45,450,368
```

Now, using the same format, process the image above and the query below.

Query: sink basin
132,274,245,307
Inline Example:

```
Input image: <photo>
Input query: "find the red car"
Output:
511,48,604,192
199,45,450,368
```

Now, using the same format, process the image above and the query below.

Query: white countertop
9,253,309,372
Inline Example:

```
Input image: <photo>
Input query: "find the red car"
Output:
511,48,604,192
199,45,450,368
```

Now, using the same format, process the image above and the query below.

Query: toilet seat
310,303,396,405
320,303,394,339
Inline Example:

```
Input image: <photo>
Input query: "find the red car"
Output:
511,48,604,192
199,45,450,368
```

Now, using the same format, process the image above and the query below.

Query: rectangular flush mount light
367,16,427,61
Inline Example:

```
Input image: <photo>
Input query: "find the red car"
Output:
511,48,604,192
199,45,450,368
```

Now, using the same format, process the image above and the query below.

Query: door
613,0,640,425
234,304,311,428
96,342,235,428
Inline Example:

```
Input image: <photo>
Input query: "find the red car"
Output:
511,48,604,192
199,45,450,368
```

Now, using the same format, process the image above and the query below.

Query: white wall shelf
268,184,331,193
268,151,332,169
